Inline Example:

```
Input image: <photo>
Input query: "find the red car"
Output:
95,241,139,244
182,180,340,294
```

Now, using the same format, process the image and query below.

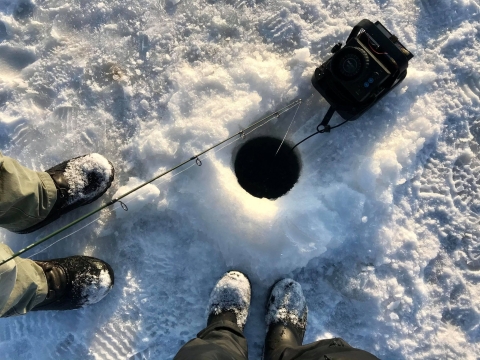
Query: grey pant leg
0,152,57,232
272,337,379,360
174,320,248,360
0,244,48,317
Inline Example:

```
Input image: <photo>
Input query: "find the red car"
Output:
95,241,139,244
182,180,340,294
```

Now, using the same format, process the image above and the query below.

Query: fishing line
290,106,348,152
25,215,107,260
275,101,301,156
0,99,302,268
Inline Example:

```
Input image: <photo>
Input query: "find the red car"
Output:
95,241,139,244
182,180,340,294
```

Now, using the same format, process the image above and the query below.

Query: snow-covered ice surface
0,0,480,358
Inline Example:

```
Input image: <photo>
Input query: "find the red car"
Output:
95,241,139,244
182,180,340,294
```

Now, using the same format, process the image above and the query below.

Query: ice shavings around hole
207,271,251,329
63,153,113,205
79,269,113,306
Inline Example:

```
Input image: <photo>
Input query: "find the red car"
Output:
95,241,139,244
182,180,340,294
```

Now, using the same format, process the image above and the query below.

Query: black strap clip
195,157,202,166
317,124,331,133
316,106,336,133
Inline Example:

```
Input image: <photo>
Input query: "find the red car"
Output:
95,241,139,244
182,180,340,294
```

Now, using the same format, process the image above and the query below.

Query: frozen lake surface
1,0,480,358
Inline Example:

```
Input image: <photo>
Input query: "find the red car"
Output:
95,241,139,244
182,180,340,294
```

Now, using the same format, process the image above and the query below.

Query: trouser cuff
197,320,244,339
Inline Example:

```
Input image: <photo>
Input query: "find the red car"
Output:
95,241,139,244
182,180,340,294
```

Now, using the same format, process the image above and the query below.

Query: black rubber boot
16,153,115,234
263,279,308,360
32,255,114,311
206,271,251,331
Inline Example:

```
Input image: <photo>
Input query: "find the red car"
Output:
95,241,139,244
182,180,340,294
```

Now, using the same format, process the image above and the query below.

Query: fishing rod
0,99,302,267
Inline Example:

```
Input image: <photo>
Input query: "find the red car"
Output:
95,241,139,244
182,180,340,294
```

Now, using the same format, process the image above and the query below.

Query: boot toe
263,279,308,359
71,256,114,307
207,271,251,329
63,153,115,207
266,278,307,331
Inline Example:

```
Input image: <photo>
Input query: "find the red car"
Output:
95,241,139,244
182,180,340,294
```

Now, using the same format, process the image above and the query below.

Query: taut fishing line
0,99,302,269
275,101,301,156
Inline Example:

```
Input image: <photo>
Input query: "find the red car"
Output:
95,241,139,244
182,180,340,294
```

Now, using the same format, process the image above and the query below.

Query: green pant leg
174,320,248,360
0,243,48,317
0,152,57,232
276,337,379,360
0,245,16,316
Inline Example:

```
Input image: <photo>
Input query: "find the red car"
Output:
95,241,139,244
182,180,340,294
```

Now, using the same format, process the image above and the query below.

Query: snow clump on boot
63,153,114,205
266,278,308,330
207,271,251,329
80,268,114,305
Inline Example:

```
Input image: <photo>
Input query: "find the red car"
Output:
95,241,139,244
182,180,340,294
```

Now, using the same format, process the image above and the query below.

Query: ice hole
234,136,301,199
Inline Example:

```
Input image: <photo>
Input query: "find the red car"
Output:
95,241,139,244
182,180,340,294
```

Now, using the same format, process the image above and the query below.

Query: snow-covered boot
263,278,308,360
17,153,115,234
206,271,251,331
32,255,114,311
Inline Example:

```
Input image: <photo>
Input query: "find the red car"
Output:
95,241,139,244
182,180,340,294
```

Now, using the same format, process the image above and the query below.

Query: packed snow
0,0,479,359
